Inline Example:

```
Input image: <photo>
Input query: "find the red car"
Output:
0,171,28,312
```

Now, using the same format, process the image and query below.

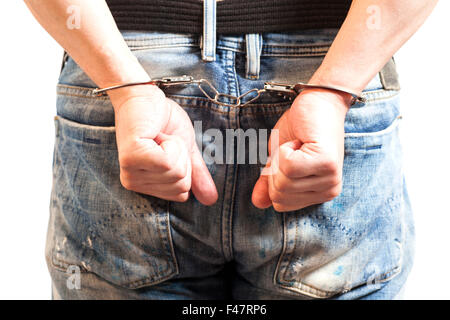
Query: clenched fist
252,89,352,212
109,85,218,205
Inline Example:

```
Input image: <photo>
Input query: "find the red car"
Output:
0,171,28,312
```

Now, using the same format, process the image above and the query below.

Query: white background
0,2,449,299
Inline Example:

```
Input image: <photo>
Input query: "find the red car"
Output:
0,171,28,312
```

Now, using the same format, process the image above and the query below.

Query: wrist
296,88,352,118
108,84,165,113
92,47,150,87
309,65,366,97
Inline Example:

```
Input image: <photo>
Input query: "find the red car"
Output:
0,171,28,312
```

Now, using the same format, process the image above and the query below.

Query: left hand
252,89,352,212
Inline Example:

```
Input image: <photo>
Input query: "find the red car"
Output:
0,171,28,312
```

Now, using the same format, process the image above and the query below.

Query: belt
106,0,352,35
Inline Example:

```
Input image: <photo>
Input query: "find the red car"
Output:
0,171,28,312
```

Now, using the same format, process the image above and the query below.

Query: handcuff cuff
92,75,366,107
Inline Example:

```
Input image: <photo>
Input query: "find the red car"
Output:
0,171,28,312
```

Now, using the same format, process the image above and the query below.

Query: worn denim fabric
46,29,415,300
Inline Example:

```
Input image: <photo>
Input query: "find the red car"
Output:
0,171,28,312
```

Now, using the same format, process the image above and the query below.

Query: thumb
190,145,218,206
252,145,286,209
252,174,272,209
252,157,273,209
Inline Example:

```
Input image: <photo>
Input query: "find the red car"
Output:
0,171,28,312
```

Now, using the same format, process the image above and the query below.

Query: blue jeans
46,30,414,300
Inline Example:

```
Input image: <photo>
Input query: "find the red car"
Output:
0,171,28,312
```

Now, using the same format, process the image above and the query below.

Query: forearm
311,0,438,94
24,0,150,94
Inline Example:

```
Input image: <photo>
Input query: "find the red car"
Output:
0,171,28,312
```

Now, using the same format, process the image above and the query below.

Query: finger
190,145,218,206
121,166,188,184
140,174,192,195
252,156,274,209
121,136,190,190
271,195,321,212
124,180,191,201
272,202,309,213
119,139,173,172
121,137,189,183
278,141,336,178
148,191,190,202
269,179,341,208
159,137,190,178
160,135,188,166
252,175,272,209
272,171,341,193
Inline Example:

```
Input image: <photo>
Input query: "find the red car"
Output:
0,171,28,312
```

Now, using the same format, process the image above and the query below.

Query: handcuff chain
193,78,269,107
156,76,296,107
93,75,364,106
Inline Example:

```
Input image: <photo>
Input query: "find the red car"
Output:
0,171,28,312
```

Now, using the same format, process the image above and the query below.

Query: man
25,0,437,299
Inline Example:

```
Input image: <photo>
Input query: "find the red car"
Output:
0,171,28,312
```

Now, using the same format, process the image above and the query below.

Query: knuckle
120,175,134,191
321,158,339,175
171,164,187,180
328,174,342,187
272,202,286,213
323,185,342,201
119,154,135,170
268,188,283,203
272,175,286,192
174,193,190,203
159,159,173,172
174,170,187,181
280,159,296,177
301,201,316,209
176,179,191,193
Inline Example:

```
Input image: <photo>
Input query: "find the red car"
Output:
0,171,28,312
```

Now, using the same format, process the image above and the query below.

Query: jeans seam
50,257,179,289
50,210,179,289
129,43,199,51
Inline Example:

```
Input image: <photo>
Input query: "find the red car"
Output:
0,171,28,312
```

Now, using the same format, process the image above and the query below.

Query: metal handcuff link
92,75,366,107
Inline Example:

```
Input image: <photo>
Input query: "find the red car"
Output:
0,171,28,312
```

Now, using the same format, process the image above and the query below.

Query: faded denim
46,30,414,300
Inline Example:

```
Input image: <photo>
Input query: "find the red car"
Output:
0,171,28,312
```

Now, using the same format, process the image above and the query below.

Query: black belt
106,0,352,35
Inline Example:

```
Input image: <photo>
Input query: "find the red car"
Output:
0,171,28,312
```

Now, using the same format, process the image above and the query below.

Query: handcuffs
92,75,365,107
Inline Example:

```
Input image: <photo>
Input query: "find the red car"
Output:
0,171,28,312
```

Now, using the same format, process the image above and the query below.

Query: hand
110,85,218,205
252,89,351,212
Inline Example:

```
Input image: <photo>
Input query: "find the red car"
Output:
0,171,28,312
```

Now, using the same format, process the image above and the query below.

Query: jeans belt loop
202,0,217,62
245,34,263,80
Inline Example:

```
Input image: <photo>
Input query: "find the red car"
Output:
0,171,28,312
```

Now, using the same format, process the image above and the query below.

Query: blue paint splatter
334,266,344,276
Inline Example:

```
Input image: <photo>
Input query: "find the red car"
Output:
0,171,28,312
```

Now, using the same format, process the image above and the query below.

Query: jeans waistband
61,30,399,90
118,30,400,89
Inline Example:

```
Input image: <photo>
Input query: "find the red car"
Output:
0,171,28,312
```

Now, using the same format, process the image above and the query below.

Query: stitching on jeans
277,212,363,285
164,202,180,278
52,135,178,287
219,38,331,48
129,43,199,51
51,257,89,273
220,161,230,260
259,53,328,58
51,200,178,289
125,36,198,42
217,46,329,57
345,116,401,138
56,92,106,100
275,201,403,298
50,259,178,289
281,213,300,282
273,214,336,298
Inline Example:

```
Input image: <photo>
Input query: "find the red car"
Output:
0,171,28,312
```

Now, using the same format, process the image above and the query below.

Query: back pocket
274,92,405,299
47,115,179,289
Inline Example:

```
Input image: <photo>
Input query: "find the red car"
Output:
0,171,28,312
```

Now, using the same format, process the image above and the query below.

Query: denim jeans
46,29,414,300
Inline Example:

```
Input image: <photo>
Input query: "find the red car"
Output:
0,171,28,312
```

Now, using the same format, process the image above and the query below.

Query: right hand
109,85,218,205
